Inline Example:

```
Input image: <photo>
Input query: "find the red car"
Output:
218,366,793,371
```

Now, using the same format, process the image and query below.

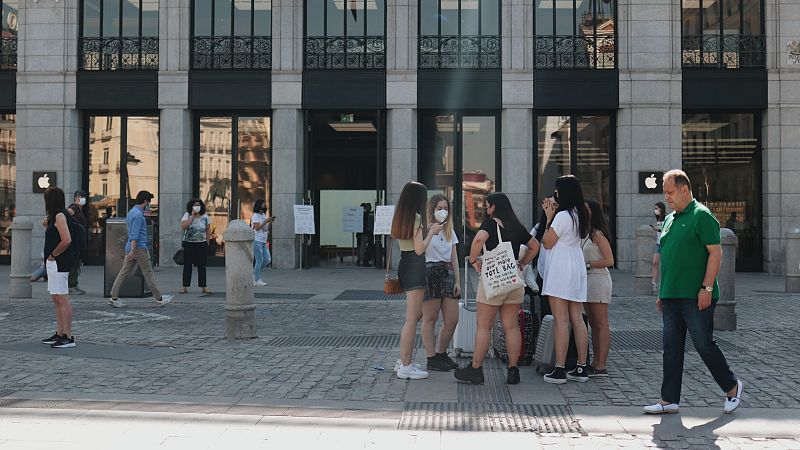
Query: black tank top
44,211,74,272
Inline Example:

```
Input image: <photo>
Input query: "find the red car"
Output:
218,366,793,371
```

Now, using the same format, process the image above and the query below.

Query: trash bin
103,217,153,298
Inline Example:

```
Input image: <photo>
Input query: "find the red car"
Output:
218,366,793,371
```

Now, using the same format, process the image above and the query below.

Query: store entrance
305,111,385,268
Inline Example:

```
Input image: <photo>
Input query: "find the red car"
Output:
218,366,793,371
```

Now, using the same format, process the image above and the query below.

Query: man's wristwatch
701,285,713,293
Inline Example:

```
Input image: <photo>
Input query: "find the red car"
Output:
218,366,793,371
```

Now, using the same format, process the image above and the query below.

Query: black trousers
182,241,208,288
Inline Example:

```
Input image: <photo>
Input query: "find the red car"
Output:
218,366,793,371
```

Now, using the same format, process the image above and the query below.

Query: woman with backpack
40,187,76,349
583,199,615,377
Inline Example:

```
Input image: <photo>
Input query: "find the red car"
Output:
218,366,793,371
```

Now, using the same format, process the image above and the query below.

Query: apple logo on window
645,173,658,190
37,173,51,190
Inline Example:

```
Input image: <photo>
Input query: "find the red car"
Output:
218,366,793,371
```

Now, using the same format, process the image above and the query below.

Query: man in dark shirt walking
644,170,743,415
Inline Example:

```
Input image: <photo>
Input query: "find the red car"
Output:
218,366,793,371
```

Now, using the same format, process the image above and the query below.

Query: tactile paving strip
332,290,406,301
611,329,744,353
399,402,582,433
263,334,423,349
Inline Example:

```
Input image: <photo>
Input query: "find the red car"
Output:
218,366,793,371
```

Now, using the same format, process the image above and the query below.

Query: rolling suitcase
453,258,478,357
492,308,537,365
534,313,590,373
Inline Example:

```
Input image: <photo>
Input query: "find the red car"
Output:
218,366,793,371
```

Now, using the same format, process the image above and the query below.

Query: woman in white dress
541,175,591,384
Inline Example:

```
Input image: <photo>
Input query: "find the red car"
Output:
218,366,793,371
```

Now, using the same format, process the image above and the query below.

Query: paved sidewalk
1,265,799,448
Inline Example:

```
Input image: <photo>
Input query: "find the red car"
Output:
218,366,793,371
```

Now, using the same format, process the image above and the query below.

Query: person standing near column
251,199,274,286
644,170,743,415
651,202,667,294
108,191,174,308
66,190,88,295
41,187,76,348
179,198,212,295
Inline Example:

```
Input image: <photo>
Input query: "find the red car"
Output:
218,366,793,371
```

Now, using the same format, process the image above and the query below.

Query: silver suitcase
534,314,557,373
453,258,478,357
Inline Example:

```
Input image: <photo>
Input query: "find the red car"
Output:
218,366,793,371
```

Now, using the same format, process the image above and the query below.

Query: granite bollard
9,218,33,299
635,225,655,295
223,220,256,339
786,230,800,293
715,228,737,331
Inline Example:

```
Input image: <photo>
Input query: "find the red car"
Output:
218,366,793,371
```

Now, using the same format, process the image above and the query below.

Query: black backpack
67,213,88,261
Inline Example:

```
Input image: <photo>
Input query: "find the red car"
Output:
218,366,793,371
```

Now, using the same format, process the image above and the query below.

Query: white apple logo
37,173,50,190
644,173,658,190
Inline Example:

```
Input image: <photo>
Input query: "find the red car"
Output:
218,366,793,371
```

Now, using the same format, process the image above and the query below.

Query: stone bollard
785,230,800,293
9,218,33,299
223,220,257,339
635,225,655,295
715,228,737,331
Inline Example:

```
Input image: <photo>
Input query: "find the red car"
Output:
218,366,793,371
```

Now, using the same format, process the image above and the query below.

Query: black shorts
398,251,426,292
425,262,459,300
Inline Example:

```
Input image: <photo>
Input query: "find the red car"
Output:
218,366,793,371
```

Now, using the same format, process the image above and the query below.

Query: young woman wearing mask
180,198,212,295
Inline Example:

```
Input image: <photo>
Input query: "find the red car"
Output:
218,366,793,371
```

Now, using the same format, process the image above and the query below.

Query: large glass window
191,0,272,69
304,0,387,69
682,112,761,270
419,112,498,259
198,115,271,261
681,0,764,68
418,0,501,69
80,0,159,70
0,0,17,70
534,0,616,69
0,114,14,261
86,115,159,264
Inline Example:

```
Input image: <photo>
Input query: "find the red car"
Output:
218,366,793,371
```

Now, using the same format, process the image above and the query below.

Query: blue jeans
661,298,737,404
253,241,271,281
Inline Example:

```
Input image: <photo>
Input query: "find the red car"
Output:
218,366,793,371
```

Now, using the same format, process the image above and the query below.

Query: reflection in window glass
366,0,384,35
141,0,158,35
122,0,140,36
237,117,271,223
537,116,571,208
103,0,121,36
440,0,458,35
200,118,233,257
722,0,740,34
481,0,499,35
575,116,610,216
682,0,701,35
194,0,212,35
253,0,271,35
83,0,101,37
2,0,17,37
460,0,479,35
87,116,122,259
326,0,344,36
346,0,365,36
234,0,252,36
742,0,760,34
214,0,231,36
307,0,325,35
702,0,720,35
0,115,15,258
535,0,554,35
462,116,496,246
419,114,456,207
125,117,159,213
420,0,438,34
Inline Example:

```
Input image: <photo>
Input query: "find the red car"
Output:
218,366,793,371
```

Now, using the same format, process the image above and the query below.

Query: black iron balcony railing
304,36,385,69
418,35,500,69
0,37,16,70
191,36,272,70
534,35,616,69
79,37,159,70
682,35,766,69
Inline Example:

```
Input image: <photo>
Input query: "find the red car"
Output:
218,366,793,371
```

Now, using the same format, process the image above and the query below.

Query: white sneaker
643,402,680,414
393,359,422,372
157,295,174,306
254,279,267,286
108,298,126,308
724,380,744,414
396,364,428,380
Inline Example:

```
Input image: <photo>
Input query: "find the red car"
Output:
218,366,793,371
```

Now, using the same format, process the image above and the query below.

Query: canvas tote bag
480,222,524,298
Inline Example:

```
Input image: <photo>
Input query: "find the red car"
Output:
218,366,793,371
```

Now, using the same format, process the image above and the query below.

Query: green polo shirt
659,199,720,300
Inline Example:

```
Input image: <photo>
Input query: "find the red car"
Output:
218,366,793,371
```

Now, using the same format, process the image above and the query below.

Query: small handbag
173,248,184,266
383,239,403,295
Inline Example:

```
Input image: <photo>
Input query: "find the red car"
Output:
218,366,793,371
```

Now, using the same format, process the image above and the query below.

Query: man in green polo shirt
643,170,744,415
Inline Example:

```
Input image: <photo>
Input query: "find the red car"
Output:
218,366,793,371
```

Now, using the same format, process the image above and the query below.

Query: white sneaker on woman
393,359,422,372
396,364,428,380
254,279,267,286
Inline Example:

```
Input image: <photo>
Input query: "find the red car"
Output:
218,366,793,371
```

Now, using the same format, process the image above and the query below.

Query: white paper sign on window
342,207,363,233
373,205,395,235
293,205,316,235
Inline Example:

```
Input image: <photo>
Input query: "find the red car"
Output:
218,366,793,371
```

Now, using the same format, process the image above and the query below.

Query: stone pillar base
225,306,257,339
786,277,800,293
714,301,737,331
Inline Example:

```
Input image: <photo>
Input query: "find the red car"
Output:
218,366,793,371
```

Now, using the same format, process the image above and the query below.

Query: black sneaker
454,365,485,385
437,352,459,370
42,332,60,345
588,366,609,378
544,366,567,384
50,335,76,349
427,354,452,372
567,364,589,382
507,366,520,385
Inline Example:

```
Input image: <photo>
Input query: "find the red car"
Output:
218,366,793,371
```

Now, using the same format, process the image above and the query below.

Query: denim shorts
398,251,426,292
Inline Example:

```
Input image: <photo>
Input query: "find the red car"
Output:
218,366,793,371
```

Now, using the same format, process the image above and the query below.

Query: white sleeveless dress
541,210,587,302
582,235,613,303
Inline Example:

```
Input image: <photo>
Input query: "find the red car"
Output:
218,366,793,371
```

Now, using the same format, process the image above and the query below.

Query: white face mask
193,205,201,213
78,198,86,206
434,209,448,223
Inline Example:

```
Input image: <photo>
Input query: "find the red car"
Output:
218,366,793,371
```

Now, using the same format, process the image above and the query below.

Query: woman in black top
454,192,539,386
41,187,76,348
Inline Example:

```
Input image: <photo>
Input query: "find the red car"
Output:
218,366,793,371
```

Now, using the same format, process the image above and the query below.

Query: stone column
616,0,682,271
16,0,82,265
224,220,256,339
715,228,737,331
786,231,800,292
9,218,32,299
634,225,655,295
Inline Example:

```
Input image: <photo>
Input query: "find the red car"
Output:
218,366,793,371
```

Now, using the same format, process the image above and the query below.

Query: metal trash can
103,217,153,298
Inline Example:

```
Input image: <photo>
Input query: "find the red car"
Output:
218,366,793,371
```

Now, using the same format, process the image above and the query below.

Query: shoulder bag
383,239,403,295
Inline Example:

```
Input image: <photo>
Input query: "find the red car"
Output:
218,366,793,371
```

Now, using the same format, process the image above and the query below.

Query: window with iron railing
681,0,765,68
534,0,616,69
192,0,272,70
304,0,386,70
418,0,500,69
80,0,159,70
0,0,18,70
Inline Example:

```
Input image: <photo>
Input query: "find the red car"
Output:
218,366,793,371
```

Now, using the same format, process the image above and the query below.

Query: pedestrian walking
179,198,212,295
41,187,76,348
392,181,442,380
651,202,667,294
66,190,88,295
420,194,461,372
644,170,743,415
108,191,174,308
454,192,539,385
582,199,614,378
540,175,591,384
251,199,274,286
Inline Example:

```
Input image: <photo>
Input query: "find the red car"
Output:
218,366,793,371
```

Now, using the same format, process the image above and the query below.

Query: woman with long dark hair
180,197,212,294
251,199,274,286
454,192,539,385
582,199,615,377
652,201,667,293
391,182,442,380
541,175,591,384
41,187,76,348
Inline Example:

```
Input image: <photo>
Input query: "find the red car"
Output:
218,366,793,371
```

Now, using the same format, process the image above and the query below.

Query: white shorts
46,260,69,295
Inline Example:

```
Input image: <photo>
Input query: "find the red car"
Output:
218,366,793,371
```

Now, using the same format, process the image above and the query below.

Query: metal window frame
190,0,273,69
79,0,159,70
533,0,618,69
680,0,765,68
417,0,502,69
